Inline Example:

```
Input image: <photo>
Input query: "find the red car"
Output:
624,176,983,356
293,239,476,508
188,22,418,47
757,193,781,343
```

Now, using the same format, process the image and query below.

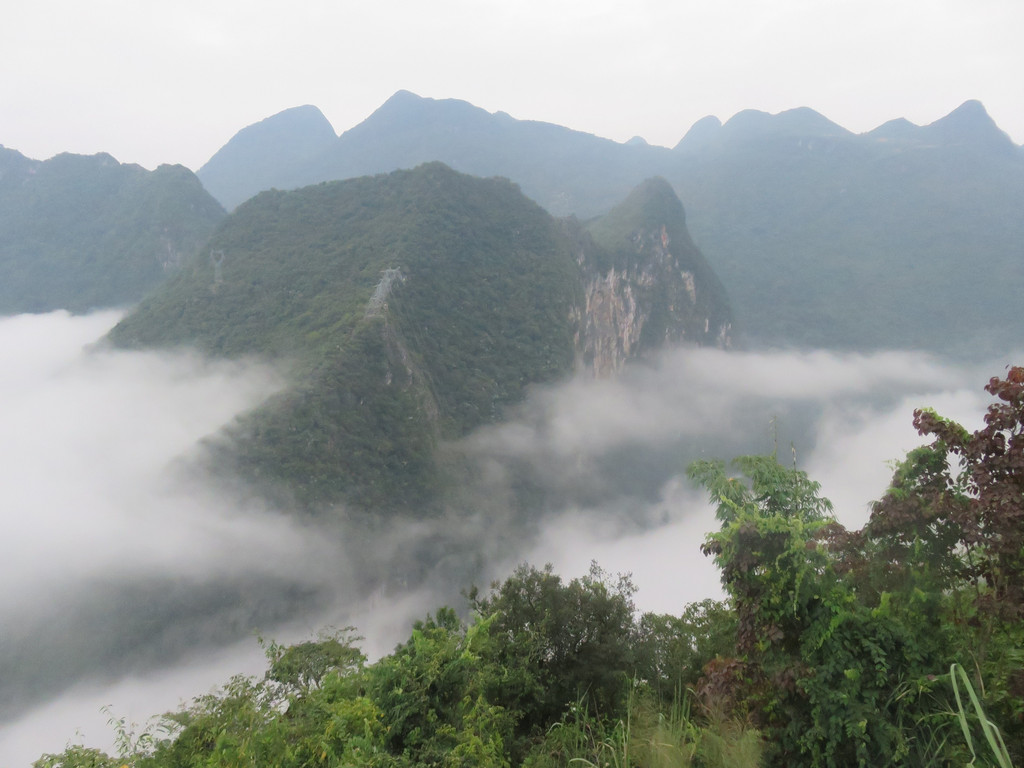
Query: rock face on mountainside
110,164,731,511
575,178,732,375
0,147,224,313
195,92,1024,356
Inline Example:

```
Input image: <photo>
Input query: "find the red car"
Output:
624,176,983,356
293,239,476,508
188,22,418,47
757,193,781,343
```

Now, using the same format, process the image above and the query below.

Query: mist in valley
0,310,1017,766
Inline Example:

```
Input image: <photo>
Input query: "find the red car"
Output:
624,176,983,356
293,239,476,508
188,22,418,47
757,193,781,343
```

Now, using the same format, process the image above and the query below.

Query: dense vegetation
109,164,729,511
0,147,224,313
198,91,1024,355
38,367,1024,767
110,163,582,510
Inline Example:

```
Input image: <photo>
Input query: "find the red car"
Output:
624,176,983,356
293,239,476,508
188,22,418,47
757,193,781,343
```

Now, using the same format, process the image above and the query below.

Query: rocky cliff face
571,178,733,376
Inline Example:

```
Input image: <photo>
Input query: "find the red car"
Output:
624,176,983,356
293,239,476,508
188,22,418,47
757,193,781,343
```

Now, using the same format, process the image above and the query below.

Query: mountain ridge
197,105,338,210
190,90,1024,356
197,94,1020,214
0,147,224,313
110,163,732,510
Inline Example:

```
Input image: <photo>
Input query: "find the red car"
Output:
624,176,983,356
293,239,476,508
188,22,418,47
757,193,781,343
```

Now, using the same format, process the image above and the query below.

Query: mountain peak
363,90,480,120
214,105,336,150
865,117,919,139
381,89,422,106
948,99,987,117
922,99,1015,151
619,176,684,215
722,107,851,142
675,115,722,151
197,105,338,209
334,91,497,148
367,90,428,119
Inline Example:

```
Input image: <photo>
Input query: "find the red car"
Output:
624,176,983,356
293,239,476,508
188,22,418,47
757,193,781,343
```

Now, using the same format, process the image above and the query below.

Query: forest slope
110,164,732,512
0,147,224,313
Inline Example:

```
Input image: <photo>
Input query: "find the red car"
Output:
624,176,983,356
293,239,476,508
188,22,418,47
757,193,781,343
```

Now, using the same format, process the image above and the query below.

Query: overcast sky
2,0,1021,170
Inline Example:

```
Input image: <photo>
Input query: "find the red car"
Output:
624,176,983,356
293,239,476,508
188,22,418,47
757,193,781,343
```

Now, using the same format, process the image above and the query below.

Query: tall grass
950,662,1014,768
528,684,762,768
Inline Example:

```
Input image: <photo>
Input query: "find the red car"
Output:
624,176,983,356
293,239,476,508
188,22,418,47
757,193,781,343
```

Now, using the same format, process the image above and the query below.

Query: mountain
674,106,852,150
865,117,918,140
578,177,732,374
197,105,338,210
199,91,668,217
916,99,1018,153
863,101,1018,154
195,93,1024,355
110,164,732,511
0,147,224,313
667,101,1024,354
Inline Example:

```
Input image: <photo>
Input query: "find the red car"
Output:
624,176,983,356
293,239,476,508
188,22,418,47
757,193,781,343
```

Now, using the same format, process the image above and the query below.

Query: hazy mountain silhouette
0,147,224,313
199,91,668,218
198,105,338,210
194,92,1024,355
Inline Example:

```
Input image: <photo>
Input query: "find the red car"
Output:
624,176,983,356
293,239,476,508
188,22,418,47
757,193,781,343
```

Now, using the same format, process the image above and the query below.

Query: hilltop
111,164,731,511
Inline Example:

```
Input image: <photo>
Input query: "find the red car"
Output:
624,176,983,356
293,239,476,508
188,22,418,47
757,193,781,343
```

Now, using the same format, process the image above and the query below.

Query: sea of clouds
0,310,1016,766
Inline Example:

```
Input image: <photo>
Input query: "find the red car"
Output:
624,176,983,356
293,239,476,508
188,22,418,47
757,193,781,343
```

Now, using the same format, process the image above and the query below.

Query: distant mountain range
110,164,731,511
0,147,224,313
198,92,1024,355
2,92,1020,354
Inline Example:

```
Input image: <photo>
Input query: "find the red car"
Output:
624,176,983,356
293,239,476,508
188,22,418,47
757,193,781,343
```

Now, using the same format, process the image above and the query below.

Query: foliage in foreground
37,368,1024,767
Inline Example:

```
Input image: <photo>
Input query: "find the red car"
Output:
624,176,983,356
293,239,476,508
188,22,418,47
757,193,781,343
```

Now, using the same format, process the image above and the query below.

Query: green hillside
195,92,1024,356
0,148,224,313
110,164,731,511
111,164,582,510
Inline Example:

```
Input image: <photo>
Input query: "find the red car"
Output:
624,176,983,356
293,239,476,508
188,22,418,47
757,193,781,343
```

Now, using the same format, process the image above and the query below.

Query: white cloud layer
0,311,1018,766
454,345,1012,619
0,311,321,605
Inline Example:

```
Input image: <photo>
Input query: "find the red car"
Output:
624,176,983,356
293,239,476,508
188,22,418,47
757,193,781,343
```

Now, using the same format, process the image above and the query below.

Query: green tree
367,607,515,765
468,563,638,744
857,366,1024,763
263,628,365,692
633,599,737,698
690,454,941,766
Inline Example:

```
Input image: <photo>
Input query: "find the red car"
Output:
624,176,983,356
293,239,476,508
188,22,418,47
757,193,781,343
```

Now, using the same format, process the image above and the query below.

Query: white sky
1,0,1022,170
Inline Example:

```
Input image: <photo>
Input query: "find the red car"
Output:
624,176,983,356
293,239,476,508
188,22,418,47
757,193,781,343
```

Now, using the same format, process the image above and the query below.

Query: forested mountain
0,147,224,313
197,91,1024,355
668,99,1024,354
110,164,731,511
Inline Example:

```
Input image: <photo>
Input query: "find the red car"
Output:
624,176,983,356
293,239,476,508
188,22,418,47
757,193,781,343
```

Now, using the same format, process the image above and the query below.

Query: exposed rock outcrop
572,178,733,376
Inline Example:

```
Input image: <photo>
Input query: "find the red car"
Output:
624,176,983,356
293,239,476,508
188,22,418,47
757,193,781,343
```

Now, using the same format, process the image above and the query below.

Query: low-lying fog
0,310,1017,767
